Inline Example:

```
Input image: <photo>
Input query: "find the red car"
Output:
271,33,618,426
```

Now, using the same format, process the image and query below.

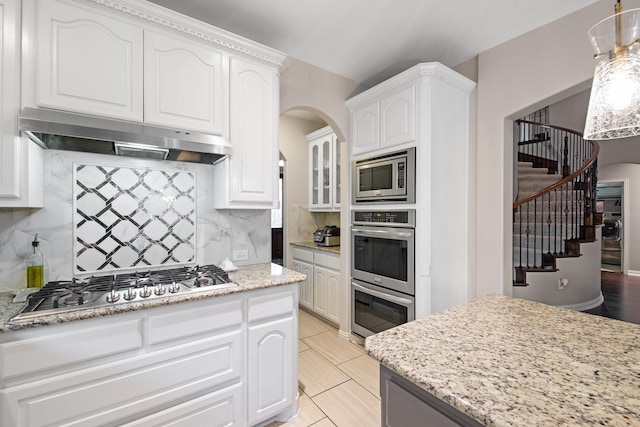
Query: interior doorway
596,181,624,273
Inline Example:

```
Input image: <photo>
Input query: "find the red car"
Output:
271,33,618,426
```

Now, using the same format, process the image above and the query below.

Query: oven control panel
351,209,415,227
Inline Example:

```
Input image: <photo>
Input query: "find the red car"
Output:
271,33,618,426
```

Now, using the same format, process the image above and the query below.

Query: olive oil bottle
27,234,44,288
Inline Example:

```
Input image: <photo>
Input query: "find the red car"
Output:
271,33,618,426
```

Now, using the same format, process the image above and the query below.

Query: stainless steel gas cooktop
11,265,237,322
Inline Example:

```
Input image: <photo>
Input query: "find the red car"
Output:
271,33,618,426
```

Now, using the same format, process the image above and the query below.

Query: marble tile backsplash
0,150,270,291
74,164,196,274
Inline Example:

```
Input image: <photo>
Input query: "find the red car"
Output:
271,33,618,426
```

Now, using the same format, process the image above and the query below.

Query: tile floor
267,309,381,427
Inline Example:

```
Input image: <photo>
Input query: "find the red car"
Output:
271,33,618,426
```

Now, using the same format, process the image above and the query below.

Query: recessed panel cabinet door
226,57,277,206
35,0,143,121
351,102,379,155
144,30,225,134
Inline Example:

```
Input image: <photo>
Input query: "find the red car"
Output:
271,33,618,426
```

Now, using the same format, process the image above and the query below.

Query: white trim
627,270,640,277
558,292,604,312
75,0,287,69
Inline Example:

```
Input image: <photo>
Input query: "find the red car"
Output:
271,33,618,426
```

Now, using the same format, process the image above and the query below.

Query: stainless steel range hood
19,108,233,164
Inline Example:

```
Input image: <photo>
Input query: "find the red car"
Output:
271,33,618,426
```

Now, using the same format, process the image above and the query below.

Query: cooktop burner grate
12,265,236,321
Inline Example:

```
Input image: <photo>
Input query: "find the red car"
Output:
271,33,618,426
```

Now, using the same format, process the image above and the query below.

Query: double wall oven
351,209,415,337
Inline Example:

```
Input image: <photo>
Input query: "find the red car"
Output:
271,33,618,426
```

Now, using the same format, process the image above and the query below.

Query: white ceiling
146,0,601,85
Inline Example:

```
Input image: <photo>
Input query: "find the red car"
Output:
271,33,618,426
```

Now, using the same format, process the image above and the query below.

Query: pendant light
583,0,640,140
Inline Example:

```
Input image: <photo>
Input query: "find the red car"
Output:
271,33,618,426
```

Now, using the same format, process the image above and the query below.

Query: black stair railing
513,120,599,285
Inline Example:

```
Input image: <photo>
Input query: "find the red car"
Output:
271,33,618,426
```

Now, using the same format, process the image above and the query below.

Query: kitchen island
0,263,305,427
366,294,640,426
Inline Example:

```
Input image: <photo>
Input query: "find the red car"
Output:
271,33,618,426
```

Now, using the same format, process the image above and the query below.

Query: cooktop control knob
123,288,137,301
140,285,152,298
168,282,180,293
106,289,120,303
154,284,166,296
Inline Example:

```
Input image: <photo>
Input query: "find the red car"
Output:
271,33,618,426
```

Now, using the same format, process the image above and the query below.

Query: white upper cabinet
31,0,144,121
348,84,416,156
307,126,340,211
0,0,43,207
351,102,379,155
214,57,278,208
380,86,415,148
144,30,225,135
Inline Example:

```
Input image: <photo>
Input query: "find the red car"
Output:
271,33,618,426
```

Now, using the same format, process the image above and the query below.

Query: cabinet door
333,134,341,209
351,102,379,155
292,259,314,311
215,57,277,208
144,30,225,135
380,86,415,148
309,136,333,210
0,0,43,207
247,316,295,426
314,266,340,324
34,0,143,121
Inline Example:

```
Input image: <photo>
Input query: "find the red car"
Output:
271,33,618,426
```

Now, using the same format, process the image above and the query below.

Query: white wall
475,0,617,297
280,58,363,142
279,60,359,337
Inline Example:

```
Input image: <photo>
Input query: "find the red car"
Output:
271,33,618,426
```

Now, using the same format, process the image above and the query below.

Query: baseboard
627,270,640,277
338,328,351,341
558,292,604,311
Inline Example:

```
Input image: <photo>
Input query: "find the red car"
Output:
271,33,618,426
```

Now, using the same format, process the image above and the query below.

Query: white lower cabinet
0,285,298,427
291,246,340,325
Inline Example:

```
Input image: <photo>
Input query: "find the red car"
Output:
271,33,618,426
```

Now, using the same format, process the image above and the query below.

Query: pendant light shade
584,3,640,140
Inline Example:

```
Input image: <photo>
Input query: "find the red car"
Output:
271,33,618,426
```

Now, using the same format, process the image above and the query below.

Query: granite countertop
0,263,306,333
290,241,340,254
366,294,640,427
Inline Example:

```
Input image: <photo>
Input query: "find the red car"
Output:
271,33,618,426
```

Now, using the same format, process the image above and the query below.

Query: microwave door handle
352,228,413,238
352,282,413,306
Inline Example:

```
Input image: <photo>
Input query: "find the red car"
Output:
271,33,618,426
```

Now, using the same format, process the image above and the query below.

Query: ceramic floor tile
303,330,365,365
299,310,331,339
299,339,310,352
312,380,381,427
298,349,349,397
337,354,380,398
309,418,336,427
266,392,326,427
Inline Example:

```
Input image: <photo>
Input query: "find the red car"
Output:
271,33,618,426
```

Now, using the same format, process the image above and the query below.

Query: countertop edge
0,263,305,333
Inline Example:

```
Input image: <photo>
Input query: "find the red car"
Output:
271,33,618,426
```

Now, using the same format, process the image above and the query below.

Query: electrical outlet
232,250,249,261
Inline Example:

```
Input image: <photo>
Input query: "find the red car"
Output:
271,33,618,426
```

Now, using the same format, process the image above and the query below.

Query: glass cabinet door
312,144,319,205
322,139,331,206
334,136,340,207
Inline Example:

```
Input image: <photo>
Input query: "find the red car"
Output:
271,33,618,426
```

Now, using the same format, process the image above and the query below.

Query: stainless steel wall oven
351,209,415,337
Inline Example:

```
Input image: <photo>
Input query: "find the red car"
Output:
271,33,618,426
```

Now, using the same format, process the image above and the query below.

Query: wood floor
584,271,640,324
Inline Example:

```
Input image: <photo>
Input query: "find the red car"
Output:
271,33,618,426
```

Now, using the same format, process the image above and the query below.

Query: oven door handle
352,282,413,306
351,228,413,238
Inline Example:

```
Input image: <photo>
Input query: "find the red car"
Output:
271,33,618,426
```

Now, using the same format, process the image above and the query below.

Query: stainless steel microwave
352,147,415,204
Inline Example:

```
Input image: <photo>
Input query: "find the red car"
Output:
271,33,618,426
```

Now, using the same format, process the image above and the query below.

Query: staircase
513,120,599,286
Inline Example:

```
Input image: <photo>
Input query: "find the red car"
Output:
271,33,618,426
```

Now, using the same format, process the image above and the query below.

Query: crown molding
346,62,476,109
78,0,287,69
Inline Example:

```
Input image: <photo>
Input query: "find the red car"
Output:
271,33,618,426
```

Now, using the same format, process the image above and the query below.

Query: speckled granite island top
365,294,640,427
0,263,305,333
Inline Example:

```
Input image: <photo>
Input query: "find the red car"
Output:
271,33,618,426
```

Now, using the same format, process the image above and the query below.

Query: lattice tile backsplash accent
73,164,196,273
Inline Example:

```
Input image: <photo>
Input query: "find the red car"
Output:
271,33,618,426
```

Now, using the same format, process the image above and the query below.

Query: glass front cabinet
307,126,340,211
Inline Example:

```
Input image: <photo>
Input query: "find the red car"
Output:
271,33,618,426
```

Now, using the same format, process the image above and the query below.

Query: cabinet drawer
0,319,142,379
121,382,244,427
148,299,242,345
248,288,295,322
291,247,314,263
1,333,243,427
314,251,340,270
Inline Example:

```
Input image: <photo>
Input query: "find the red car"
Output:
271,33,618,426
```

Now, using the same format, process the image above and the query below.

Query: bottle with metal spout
26,234,44,288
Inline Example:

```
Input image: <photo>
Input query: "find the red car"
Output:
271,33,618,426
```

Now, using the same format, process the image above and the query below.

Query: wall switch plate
232,249,249,261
